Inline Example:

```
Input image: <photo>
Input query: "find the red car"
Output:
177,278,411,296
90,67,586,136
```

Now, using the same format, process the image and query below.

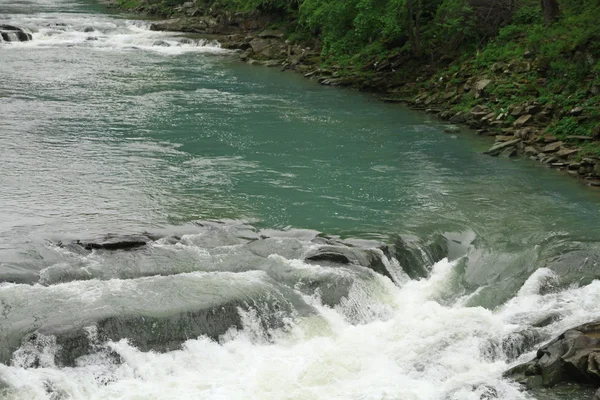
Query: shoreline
103,3,600,190
138,16,600,190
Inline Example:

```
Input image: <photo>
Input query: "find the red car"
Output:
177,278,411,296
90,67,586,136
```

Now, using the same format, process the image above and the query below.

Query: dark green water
1,1,600,399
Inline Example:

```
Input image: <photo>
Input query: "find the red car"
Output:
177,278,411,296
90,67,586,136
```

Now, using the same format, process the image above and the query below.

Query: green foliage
547,117,587,137
428,0,477,53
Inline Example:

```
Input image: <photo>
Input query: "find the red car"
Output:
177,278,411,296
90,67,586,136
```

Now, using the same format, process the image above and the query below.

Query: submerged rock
502,329,542,360
2,272,317,367
304,244,393,281
153,40,171,47
0,25,33,42
71,234,155,251
505,320,600,388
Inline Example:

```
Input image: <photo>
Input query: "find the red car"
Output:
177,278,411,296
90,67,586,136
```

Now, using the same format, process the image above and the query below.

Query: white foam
3,258,571,400
0,14,230,55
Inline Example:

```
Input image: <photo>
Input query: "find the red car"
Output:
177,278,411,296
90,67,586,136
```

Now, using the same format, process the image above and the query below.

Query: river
1,1,600,399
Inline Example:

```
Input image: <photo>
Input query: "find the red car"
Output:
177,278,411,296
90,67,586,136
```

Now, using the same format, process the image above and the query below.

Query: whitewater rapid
0,12,229,54
2,238,600,400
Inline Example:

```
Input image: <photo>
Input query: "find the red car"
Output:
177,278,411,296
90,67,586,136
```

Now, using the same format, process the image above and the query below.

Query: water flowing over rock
70,234,155,251
0,25,33,42
505,320,600,388
1,222,419,367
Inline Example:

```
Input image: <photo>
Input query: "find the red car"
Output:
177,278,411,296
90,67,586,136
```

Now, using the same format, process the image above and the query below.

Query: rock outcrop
0,25,33,42
65,234,157,251
304,244,393,281
505,320,600,388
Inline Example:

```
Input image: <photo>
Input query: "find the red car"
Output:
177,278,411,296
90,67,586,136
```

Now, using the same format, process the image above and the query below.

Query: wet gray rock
0,25,33,42
505,320,600,388
2,273,316,367
305,245,393,281
502,329,542,360
71,234,155,251
153,40,171,47
388,234,449,280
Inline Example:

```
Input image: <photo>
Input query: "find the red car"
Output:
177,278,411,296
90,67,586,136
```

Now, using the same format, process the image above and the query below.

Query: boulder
485,138,522,156
449,112,466,123
249,37,285,59
304,245,393,282
513,114,533,128
388,235,448,280
150,19,186,32
556,147,579,158
540,141,564,154
505,320,600,388
0,24,33,42
502,329,542,360
471,105,489,114
524,146,539,156
239,48,253,61
72,235,154,251
500,147,517,158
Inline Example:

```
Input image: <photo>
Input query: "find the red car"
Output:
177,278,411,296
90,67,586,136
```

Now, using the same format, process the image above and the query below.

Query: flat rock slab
513,114,533,128
541,141,564,153
485,138,522,156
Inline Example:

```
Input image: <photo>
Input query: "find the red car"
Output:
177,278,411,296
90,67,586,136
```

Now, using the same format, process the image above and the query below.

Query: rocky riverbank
406,81,600,188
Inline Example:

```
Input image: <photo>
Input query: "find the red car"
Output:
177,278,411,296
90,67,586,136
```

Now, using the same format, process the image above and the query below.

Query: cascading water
0,13,226,52
2,1,600,399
